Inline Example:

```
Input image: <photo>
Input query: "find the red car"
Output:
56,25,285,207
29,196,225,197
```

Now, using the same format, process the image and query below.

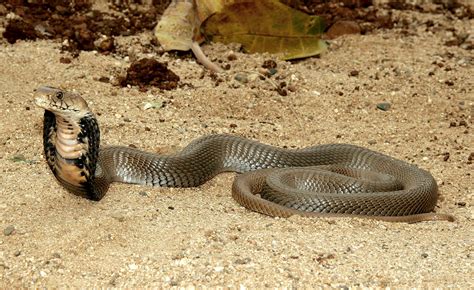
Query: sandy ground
0,6,473,288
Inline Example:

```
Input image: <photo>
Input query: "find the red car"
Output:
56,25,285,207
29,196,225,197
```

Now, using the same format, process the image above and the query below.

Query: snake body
34,86,453,222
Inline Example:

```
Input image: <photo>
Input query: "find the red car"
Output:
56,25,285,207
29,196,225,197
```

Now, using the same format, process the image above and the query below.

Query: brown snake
34,86,454,222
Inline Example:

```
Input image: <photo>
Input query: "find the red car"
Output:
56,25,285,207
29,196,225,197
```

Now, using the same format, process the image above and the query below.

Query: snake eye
55,91,64,100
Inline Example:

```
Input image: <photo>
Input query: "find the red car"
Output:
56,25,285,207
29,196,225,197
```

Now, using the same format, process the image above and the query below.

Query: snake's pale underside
34,86,454,223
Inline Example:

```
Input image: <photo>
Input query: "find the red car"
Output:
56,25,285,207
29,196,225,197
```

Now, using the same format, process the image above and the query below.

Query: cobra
34,86,453,222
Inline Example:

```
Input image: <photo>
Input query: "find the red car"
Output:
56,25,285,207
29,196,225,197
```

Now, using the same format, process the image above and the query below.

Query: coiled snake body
34,86,453,222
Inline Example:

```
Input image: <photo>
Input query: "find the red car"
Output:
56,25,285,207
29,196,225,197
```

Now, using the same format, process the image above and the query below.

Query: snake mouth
33,86,89,115
34,86,57,109
34,95,49,109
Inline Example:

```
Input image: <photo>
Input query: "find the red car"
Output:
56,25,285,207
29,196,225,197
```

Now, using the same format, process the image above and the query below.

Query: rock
234,73,248,83
376,102,391,111
262,60,277,69
3,225,15,236
349,70,359,77
227,51,237,61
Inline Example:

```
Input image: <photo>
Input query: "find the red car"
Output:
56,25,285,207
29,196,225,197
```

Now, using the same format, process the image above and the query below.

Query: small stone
227,51,237,61
14,250,21,257
143,100,163,110
262,60,277,69
376,102,391,111
368,140,377,145
455,201,466,207
234,73,248,83
168,206,174,210
421,253,428,258
268,68,278,76
444,80,454,86
128,263,138,271
96,36,115,52
4,225,15,236
468,152,474,161
287,85,297,92
59,57,72,64
349,70,359,77
229,123,237,128
442,152,450,161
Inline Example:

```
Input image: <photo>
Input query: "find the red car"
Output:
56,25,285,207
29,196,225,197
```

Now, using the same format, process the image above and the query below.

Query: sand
0,5,473,288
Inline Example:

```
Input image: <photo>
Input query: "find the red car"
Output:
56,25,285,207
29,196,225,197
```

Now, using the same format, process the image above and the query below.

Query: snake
34,86,454,222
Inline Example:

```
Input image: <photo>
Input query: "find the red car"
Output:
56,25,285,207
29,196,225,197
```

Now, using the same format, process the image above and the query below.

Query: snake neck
43,110,104,200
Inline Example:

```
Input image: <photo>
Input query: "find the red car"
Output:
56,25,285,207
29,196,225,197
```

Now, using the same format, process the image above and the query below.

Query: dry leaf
202,0,327,60
154,1,199,51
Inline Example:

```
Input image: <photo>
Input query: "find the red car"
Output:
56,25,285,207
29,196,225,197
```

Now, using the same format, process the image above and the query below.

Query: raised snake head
34,86,89,117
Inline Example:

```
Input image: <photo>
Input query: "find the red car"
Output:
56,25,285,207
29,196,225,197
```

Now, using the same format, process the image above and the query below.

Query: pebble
234,73,248,83
376,102,391,111
143,101,163,110
4,225,15,236
262,59,277,69
227,51,237,61
349,70,359,77
268,68,278,76
59,57,72,64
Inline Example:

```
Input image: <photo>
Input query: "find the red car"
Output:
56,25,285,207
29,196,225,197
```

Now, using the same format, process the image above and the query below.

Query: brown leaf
202,0,327,60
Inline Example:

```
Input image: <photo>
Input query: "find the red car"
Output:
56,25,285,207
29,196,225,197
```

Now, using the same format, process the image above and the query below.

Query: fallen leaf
202,0,327,60
154,1,199,51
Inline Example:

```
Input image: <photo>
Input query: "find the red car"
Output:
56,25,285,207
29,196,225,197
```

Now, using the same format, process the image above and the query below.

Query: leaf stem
191,41,223,73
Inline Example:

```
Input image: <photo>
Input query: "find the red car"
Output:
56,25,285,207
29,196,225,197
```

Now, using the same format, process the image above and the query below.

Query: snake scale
34,86,453,222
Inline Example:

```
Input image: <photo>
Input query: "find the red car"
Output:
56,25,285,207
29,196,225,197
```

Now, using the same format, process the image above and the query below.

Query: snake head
34,86,89,117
